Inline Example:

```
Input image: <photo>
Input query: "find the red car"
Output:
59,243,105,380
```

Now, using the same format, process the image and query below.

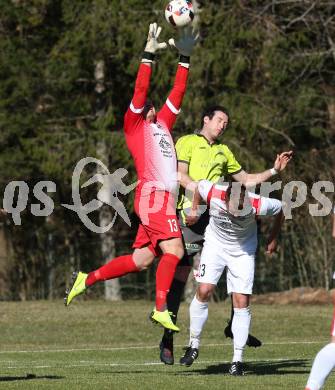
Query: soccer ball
165,0,195,28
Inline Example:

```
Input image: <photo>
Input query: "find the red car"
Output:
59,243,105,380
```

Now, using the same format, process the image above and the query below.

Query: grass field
0,299,334,389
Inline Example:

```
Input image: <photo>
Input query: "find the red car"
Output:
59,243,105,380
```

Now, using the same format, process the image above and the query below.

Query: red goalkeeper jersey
124,62,189,200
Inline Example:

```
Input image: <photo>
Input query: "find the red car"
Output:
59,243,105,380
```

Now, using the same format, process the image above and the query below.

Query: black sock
162,278,187,339
229,298,234,325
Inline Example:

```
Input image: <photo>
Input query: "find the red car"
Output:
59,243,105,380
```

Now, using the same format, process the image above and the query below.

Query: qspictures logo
2,158,137,234
1,157,334,233
62,158,138,233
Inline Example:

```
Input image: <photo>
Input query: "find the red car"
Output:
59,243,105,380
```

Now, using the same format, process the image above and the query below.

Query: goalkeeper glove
168,26,199,57
143,23,167,63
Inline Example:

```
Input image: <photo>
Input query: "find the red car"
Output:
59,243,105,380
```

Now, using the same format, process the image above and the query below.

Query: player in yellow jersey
159,105,293,364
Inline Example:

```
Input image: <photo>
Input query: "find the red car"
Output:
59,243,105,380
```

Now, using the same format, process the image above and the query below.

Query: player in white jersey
305,207,335,390
180,180,284,375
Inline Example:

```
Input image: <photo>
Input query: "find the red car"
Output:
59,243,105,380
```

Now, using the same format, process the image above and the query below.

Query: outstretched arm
158,63,189,131
124,24,167,131
177,161,193,188
184,181,202,226
158,27,199,131
128,62,152,118
332,208,335,239
232,151,293,187
266,210,285,255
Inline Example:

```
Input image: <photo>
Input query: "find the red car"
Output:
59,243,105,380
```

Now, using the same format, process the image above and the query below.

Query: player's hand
0,209,7,222
273,151,293,172
144,23,167,54
266,239,278,255
168,26,199,56
184,206,200,226
185,213,199,226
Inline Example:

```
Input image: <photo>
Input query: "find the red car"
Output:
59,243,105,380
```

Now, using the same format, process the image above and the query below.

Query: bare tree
95,60,121,301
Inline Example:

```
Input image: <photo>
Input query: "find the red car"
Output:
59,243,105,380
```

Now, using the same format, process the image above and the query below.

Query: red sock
85,255,138,287
156,253,180,312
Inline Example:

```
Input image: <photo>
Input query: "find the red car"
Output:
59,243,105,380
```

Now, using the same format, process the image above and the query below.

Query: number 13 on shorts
199,263,206,277
168,218,179,232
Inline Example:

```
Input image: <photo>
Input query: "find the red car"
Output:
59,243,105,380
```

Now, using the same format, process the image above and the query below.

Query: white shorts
195,236,255,295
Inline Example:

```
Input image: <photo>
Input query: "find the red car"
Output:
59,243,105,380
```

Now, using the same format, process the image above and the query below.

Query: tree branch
285,2,316,29
259,123,296,146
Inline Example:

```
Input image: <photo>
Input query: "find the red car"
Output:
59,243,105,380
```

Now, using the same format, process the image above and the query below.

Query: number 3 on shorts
199,263,206,277
167,218,179,232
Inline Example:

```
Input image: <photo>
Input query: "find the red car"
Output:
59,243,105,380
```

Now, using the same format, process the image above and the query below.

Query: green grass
0,300,334,389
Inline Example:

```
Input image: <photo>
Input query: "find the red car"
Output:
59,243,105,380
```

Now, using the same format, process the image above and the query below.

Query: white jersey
141,121,177,194
198,180,282,254
125,118,178,197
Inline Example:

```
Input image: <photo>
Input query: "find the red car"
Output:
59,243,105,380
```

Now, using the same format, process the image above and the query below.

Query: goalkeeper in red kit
65,23,198,332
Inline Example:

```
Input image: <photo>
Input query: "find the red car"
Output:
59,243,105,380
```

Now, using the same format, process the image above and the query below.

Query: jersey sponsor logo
157,135,174,159
151,123,174,158
159,136,172,151
211,211,232,222
185,242,202,251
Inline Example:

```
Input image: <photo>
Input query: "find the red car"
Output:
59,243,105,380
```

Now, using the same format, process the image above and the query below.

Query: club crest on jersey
159,136,172,151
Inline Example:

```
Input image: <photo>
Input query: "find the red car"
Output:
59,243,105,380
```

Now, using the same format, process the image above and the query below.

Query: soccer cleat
229,361,245,376
150,309,180,332
180,346,199,367
64,271,88,306
224,321,262,348
224,321,234,339
246,334,262,348
159,336,174,365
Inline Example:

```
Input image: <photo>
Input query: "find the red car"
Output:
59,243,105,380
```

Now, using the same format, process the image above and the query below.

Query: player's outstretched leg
65,254,140,306
224,300,262,348
64,271,88,306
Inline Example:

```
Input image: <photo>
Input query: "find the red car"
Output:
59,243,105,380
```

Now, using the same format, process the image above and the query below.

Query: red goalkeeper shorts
133,191,181,256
